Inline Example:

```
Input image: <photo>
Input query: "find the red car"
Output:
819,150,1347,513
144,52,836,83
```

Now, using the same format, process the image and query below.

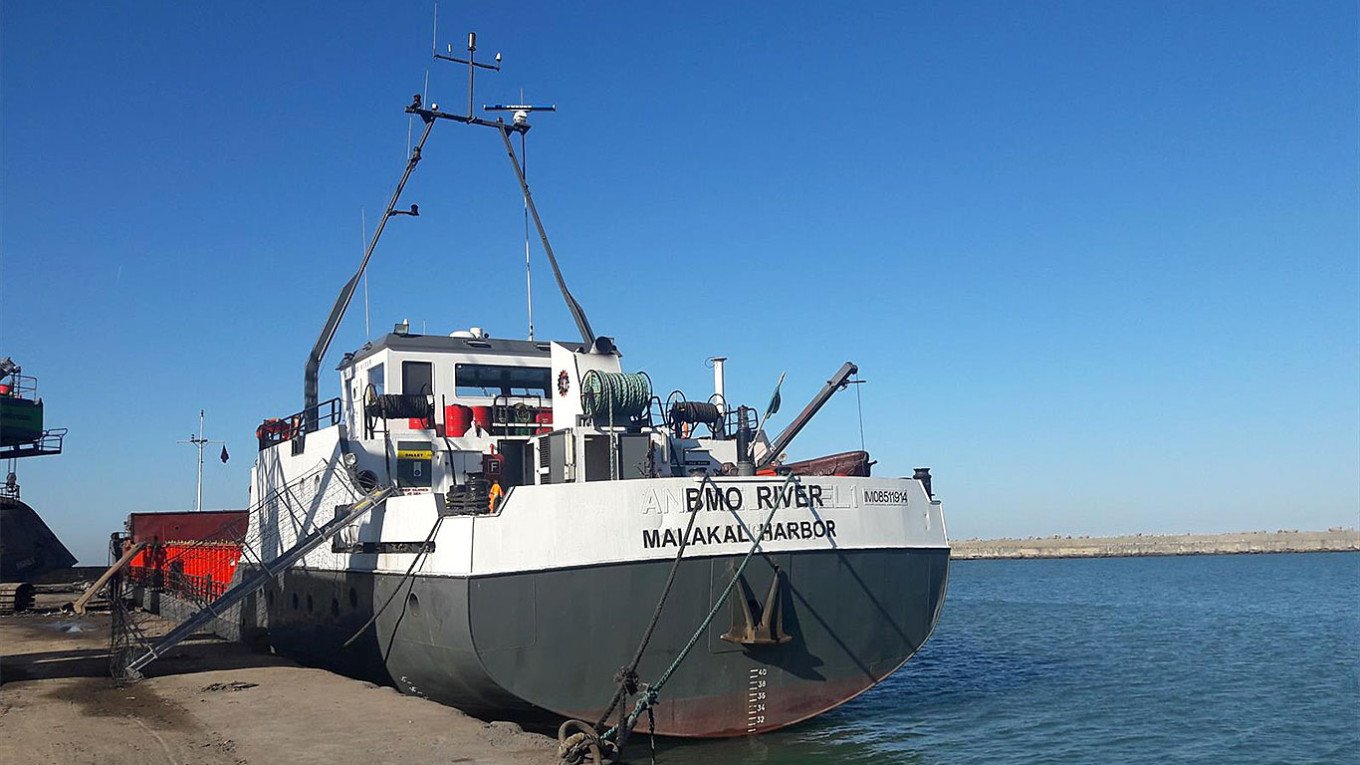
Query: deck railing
256,397,342,452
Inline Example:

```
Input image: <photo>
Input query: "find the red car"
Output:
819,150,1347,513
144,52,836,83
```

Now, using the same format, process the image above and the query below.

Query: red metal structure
126,510,248,601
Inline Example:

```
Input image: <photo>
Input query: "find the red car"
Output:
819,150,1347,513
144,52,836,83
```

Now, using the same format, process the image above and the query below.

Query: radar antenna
419,32,597,347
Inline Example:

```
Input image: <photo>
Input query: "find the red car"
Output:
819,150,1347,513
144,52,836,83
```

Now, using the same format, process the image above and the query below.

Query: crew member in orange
488,481,504,513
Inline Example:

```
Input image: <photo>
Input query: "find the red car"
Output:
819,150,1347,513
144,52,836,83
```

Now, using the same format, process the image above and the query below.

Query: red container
471,406,492,433
126,510,248,601
445,404,473,437
129,510,248,545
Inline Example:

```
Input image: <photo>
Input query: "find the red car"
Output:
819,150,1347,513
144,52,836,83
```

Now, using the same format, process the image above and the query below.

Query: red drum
445,405,473,437
534,409,554,435
471,406,492,433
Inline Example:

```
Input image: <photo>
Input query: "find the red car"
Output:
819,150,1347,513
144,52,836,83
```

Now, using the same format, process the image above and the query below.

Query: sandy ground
0,612,558,765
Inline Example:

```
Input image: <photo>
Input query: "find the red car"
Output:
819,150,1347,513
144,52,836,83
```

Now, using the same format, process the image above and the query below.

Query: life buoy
256,418,287,442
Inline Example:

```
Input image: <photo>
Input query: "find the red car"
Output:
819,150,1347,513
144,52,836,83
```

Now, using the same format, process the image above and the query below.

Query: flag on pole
764,372,786,422
220,444,230,463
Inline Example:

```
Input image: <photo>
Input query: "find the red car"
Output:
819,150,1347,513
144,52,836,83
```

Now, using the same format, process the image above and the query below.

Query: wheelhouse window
454,364,550,398
402,361,433,396
366,364,385,396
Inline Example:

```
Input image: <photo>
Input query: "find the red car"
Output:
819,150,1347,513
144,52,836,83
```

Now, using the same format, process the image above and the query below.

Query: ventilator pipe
711,357,727,415
913,467,933,498
735,406,755,476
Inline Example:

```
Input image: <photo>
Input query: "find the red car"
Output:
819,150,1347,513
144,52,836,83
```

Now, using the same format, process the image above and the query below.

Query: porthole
406,592,421,615
291,593,299,610
306,594,314,613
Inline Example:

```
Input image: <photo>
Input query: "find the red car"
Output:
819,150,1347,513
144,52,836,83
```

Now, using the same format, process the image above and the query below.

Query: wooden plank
70,541,147,615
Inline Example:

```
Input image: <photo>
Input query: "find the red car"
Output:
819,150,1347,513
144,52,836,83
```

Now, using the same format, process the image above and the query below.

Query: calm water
655,552,1359,764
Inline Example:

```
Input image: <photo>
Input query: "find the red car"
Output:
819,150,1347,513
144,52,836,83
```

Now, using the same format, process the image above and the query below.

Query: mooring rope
591,473,717,731
341,515,444,649
558,471,802,764
580,370,651,422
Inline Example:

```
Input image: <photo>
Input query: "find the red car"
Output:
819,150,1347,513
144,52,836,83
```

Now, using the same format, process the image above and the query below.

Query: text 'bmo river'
643,484,836,550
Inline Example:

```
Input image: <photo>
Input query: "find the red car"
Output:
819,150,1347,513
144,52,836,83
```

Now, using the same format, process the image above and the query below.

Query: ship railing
0,371,38,400
114,465,398,678
491,394,548,437
256,397,342,453
0,427,66,461
648,393,734,440
721,407,754,441
110,462,350,676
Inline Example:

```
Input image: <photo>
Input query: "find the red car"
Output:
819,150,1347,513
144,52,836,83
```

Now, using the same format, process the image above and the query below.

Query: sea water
658,552,1359,764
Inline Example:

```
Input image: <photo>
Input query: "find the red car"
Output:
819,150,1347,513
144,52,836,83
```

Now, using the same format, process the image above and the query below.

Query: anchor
721,565,793,646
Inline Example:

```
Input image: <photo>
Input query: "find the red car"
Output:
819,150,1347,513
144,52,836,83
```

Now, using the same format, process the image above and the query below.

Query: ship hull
256,546,948,737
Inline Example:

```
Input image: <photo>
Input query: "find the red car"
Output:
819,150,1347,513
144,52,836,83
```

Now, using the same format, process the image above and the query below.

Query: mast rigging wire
360,208,369,338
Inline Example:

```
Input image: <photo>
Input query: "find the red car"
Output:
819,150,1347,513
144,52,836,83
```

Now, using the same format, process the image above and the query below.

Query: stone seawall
950,528,1360,560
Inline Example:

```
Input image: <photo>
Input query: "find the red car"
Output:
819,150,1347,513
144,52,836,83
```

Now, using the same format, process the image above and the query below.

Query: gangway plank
70,541,148,615
121,482,397,676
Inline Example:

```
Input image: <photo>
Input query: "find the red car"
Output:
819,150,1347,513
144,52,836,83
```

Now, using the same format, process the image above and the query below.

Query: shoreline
950,528,1359,560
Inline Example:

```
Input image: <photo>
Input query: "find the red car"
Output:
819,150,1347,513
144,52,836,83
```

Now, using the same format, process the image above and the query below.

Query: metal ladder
121,481,397,676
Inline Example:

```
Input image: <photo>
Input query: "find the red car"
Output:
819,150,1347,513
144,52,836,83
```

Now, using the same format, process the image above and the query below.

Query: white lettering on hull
639,482,865,514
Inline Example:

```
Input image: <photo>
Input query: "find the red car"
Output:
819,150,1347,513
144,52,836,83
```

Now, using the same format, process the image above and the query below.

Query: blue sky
3,2,1356,563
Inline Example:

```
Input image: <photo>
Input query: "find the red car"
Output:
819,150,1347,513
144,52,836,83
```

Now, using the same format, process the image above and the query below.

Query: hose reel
363,384,434,420
579,370,652,424
667,399,723,438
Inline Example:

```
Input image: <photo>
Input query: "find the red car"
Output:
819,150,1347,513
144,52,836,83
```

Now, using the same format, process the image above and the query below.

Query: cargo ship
0,357,74,613
142,34,950,745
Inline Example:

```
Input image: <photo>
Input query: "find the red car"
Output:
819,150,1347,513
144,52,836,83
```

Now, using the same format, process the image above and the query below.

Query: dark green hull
0,397,42,447
0,498,77,581
254,547,949,737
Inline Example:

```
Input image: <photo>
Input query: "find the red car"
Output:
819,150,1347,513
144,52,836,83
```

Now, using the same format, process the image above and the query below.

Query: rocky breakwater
951,528,1360,560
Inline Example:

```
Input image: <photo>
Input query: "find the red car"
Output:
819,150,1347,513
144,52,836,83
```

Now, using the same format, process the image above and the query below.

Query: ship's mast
303,122,427,422
427,31,597,347
302,31,600,420
178,410,222,512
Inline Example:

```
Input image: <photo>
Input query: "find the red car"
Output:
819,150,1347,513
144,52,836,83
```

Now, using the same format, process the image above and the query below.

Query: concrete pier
951,528,1360,560
0,613,557,765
